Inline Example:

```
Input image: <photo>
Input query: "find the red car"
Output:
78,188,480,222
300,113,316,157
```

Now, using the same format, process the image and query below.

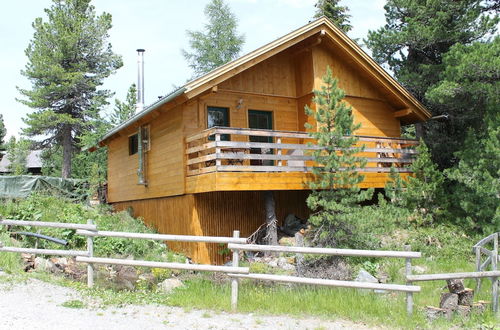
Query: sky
0,0,387,139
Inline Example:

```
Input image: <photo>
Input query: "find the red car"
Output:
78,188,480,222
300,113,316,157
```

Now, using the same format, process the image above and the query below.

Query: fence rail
9,219,500,316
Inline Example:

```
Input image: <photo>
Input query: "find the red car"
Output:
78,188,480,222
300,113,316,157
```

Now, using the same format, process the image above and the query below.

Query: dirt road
0,277,374,329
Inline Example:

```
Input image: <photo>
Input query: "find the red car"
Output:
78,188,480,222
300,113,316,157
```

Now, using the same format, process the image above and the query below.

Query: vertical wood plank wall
113,190,310,264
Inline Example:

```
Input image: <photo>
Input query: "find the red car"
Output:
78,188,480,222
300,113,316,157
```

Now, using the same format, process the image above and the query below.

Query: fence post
405,245,413,316
87,219,94,288
475,246,482,294
492,233,498,315
231,230,240,312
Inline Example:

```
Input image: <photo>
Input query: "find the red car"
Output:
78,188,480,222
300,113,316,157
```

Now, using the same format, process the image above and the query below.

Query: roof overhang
97,17,431,147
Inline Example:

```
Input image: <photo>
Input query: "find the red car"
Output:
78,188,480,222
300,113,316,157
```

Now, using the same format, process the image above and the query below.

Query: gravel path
0,276,375,330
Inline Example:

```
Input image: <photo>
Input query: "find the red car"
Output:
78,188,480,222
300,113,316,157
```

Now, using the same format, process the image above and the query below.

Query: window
129,134,138,155
207,106,229,141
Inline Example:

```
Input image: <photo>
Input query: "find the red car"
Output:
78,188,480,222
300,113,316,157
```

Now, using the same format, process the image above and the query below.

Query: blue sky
1,0,387,139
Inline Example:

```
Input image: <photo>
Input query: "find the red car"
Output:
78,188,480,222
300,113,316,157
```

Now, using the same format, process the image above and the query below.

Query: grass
61,299,86,309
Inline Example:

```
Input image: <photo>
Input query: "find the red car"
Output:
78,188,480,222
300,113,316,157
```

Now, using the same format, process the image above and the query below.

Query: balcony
185,127,418,192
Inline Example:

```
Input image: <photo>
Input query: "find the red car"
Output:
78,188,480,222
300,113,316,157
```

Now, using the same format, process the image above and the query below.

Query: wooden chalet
98,18,431,264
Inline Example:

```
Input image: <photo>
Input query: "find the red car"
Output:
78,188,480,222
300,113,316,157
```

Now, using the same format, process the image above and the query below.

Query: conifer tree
305,66,373,248
182,0,244,76
6,137,32,175
110,84,137,126
18,0,122,178
0,114,6,151
313,0,352,33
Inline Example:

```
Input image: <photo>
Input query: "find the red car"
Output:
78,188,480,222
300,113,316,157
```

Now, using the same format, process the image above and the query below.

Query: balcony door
248,110,273,166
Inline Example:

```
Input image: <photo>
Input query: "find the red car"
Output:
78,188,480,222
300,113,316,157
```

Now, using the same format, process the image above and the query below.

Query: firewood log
440,292,459,310
446,279,465,293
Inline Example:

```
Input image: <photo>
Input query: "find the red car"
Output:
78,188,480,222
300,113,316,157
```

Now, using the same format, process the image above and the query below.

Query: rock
21,253,35,272
355,269,386,294
278,237,295,246
425,306,452,321
157,278,184,294
440,293,459,310
446,279,465,293
455,305,471,317
268,259,278,268
115,265,139,290
355,269,378,283
412,265,428,274
458,288,474,306
34,257,54,272
281,263,296,271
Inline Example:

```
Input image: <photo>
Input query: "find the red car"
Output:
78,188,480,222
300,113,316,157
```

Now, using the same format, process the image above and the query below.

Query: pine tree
305,66,373,248
0,114,6,151
313,0,352,33
110,84,137,126
182,0,244,76
365,0,498,167
6,137,32,175
18,0,122,178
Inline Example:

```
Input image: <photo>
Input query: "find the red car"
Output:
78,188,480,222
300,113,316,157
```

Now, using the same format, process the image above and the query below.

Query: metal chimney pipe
136,49,145,113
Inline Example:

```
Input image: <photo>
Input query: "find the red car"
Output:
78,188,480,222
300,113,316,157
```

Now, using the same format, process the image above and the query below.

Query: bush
0,194,170,259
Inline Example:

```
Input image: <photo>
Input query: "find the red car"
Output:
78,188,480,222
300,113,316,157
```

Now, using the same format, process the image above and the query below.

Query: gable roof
0,150,43,173
99,17,431,146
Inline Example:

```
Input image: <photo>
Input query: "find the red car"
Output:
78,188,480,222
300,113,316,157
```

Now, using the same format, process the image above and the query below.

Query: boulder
34,257,54,272
157,278,184,294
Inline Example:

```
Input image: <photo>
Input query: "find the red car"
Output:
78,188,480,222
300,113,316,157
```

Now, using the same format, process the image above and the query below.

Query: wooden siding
107,104,185,203
113,190,311,264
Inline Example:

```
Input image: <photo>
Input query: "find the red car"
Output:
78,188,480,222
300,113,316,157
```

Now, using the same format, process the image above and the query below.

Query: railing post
475,246,482,294
231,230,240,312
492,233,498,315
215,133,221,167
405,245,413,316
277,137,282,166
87,219,94,288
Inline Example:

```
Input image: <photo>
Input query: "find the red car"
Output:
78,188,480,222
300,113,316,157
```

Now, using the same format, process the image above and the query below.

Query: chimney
136,49,145,113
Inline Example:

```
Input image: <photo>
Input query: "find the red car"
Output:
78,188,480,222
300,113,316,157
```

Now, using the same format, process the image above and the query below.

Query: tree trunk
264,191,278,247
61,125,72,179
415,122,424,139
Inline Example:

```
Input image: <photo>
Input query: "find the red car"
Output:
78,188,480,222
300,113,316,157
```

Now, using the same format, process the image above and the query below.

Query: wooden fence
6,219,499,316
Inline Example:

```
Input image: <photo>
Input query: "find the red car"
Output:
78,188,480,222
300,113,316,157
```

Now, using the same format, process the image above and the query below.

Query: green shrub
0,194,171,260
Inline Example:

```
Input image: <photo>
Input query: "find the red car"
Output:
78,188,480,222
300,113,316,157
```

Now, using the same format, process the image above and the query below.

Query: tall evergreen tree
0,114,6,151
305,66,373,248
18,0,122,178
182,0,244,76
6,137,32,175
110,84,137,126
313,0,352,33
366,0,498,167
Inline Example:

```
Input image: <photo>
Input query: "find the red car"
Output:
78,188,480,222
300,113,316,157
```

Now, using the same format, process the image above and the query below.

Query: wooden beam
394,109,412,118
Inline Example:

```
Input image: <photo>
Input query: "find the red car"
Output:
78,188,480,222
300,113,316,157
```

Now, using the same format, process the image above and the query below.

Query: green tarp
0,175,87,200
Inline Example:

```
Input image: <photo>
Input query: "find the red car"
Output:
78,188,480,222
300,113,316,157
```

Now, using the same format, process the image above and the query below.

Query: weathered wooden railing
185,127,419,176
227,243,421,314
472,233,499,312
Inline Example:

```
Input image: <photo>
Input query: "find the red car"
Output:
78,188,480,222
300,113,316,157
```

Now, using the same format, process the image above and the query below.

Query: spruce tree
6,137,32,175
0,114,6,151
18,0,122,178
305,66,373,248
365,0,498,167
182,0,244,76
313,0,352,33
110,84,137,126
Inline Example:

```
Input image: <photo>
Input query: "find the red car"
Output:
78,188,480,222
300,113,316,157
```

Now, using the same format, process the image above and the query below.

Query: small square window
129,134,138,155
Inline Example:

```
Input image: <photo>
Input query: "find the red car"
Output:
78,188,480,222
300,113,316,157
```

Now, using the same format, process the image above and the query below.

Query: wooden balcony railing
185,127,418,176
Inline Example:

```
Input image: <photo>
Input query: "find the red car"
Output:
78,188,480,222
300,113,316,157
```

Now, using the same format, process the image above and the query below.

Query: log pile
425,279,489,320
